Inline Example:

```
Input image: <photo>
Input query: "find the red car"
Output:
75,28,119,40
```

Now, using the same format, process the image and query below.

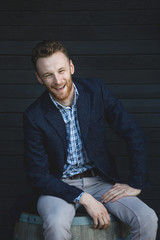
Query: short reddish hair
32,40,69,71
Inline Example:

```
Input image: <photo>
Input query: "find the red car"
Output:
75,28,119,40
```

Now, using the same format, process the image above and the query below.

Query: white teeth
56,85,65,90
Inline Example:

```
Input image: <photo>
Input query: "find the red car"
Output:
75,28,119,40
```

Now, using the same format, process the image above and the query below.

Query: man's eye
45,75,52,78
59,70,64,73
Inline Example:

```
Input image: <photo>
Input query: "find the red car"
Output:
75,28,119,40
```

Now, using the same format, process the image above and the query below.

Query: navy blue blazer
23,78,148,203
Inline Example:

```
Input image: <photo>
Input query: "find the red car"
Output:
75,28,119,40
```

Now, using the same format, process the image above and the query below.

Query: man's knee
44,213,72,240
140,208,158,230
45,208,73,229
132,206,158,239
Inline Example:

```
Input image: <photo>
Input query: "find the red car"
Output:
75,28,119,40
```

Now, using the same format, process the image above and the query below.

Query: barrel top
20,212,116,225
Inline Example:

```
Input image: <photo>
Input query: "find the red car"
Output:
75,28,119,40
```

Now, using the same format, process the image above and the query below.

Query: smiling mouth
54,84,66,91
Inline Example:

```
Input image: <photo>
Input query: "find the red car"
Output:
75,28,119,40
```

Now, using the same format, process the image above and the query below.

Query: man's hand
79,192,110,229
101,183,141,203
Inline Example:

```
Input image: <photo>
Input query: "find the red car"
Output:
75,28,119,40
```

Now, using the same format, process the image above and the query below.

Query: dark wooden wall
0,0,160,239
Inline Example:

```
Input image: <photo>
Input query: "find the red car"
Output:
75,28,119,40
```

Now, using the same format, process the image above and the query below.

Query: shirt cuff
74,192,85,203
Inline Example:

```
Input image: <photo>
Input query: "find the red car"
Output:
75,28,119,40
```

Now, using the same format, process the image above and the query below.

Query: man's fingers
93,215,110,229
102,216,110,229
101,186,120,199
110,193,126,202
101,183,142,204
98,216,105,229
101,189,125,203
93,218,98,229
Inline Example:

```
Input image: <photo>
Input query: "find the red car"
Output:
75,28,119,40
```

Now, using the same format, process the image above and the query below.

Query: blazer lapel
75,81,91,141
41,91,67,150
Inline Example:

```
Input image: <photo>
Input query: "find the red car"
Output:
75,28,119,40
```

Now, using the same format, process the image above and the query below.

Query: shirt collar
49,83,79,110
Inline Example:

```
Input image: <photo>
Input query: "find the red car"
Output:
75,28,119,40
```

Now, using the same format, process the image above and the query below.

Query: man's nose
54,75,61,85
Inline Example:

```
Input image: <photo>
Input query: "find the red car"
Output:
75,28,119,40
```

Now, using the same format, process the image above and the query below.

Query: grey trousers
37,176,158,240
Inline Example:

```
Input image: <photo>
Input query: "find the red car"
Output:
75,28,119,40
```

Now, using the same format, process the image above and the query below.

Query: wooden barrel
13,212,131,240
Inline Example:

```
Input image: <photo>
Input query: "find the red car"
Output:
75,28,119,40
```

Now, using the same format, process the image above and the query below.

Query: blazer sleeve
23,111,83,203
100,79,148,189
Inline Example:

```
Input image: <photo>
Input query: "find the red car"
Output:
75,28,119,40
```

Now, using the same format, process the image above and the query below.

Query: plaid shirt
49,84,93,178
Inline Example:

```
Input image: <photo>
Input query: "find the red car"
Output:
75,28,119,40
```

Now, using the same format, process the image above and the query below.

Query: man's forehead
36,52,70,72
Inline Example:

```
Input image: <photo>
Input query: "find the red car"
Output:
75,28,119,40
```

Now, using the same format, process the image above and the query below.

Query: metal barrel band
19,212,43,225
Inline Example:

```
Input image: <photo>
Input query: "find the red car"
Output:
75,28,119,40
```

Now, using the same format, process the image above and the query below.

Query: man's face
35,51,75,106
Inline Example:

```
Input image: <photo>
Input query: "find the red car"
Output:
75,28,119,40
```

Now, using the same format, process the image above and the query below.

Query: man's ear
69,60,75,75
35,72,43,85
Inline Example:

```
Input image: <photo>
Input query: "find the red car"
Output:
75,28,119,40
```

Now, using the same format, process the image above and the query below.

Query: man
23,40,158,240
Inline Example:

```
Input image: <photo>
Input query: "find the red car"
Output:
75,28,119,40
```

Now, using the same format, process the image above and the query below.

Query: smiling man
23,40,158,240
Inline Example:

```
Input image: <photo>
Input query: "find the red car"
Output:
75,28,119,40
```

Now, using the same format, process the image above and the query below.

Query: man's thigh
37,195,76,225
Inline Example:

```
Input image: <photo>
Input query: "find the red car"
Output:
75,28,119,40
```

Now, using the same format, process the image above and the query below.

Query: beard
49,76,74,104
